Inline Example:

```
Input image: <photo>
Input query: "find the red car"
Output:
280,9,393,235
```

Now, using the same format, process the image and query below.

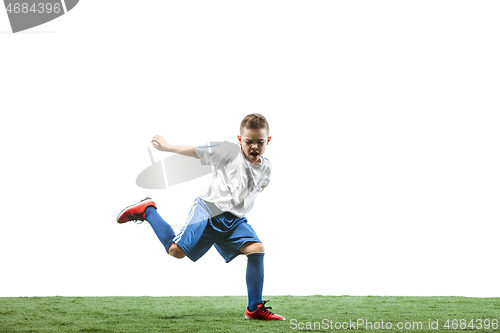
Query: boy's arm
151,134,199,159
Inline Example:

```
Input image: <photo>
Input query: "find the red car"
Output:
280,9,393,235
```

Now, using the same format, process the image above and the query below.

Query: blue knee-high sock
246,253,264,312
145,206,176,252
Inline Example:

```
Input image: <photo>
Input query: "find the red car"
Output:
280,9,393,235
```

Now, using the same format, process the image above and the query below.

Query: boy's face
238,127,271,164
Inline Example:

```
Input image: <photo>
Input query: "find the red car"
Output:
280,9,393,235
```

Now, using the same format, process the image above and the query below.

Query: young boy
116,113,284,321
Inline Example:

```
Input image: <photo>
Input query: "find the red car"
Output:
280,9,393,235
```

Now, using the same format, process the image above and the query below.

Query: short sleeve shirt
195,141,272,217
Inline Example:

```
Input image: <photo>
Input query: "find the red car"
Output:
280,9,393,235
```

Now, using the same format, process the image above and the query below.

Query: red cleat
116,197,156,224
245,300,285,321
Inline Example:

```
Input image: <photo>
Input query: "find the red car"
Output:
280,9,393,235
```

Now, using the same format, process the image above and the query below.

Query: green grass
0,296,499,332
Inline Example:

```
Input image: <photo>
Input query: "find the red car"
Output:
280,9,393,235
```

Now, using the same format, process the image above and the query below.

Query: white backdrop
1,1,499,297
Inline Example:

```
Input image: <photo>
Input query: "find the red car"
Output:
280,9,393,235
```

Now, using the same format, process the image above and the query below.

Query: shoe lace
257,300,275,315
127,212,145,224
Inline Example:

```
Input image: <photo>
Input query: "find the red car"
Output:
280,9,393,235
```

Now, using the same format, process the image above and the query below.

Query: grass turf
0,296,499,332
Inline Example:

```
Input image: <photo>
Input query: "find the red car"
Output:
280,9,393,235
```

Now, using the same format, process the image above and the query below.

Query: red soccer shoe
245,301,285,321
116,197,156,224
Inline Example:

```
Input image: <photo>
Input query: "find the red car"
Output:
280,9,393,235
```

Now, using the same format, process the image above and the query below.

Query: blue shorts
172,198,261,263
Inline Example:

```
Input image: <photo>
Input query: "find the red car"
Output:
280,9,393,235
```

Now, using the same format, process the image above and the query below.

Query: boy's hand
151,134,170,152
151,135,199,159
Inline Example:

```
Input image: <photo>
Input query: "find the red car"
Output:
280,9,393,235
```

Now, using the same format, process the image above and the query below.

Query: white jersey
195,141,271,217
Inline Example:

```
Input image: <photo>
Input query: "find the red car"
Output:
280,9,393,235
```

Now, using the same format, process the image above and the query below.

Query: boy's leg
240,242,265,312
214,221,285,320
144,206,178,255
116,197,183,258
161,197,221,261
214,222,265,311
240,242,285,320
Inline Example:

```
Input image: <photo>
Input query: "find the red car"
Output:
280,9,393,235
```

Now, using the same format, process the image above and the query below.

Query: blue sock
246,252,264,312
145,206,176,252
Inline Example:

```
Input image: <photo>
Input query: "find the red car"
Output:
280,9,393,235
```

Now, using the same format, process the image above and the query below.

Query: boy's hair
240,113,270,135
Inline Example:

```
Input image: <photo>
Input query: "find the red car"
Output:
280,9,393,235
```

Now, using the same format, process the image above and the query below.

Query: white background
1,1,499,298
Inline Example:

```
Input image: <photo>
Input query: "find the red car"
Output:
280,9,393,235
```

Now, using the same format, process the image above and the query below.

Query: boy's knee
168,243,186,259
253,242,265,253
240,242,265,255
